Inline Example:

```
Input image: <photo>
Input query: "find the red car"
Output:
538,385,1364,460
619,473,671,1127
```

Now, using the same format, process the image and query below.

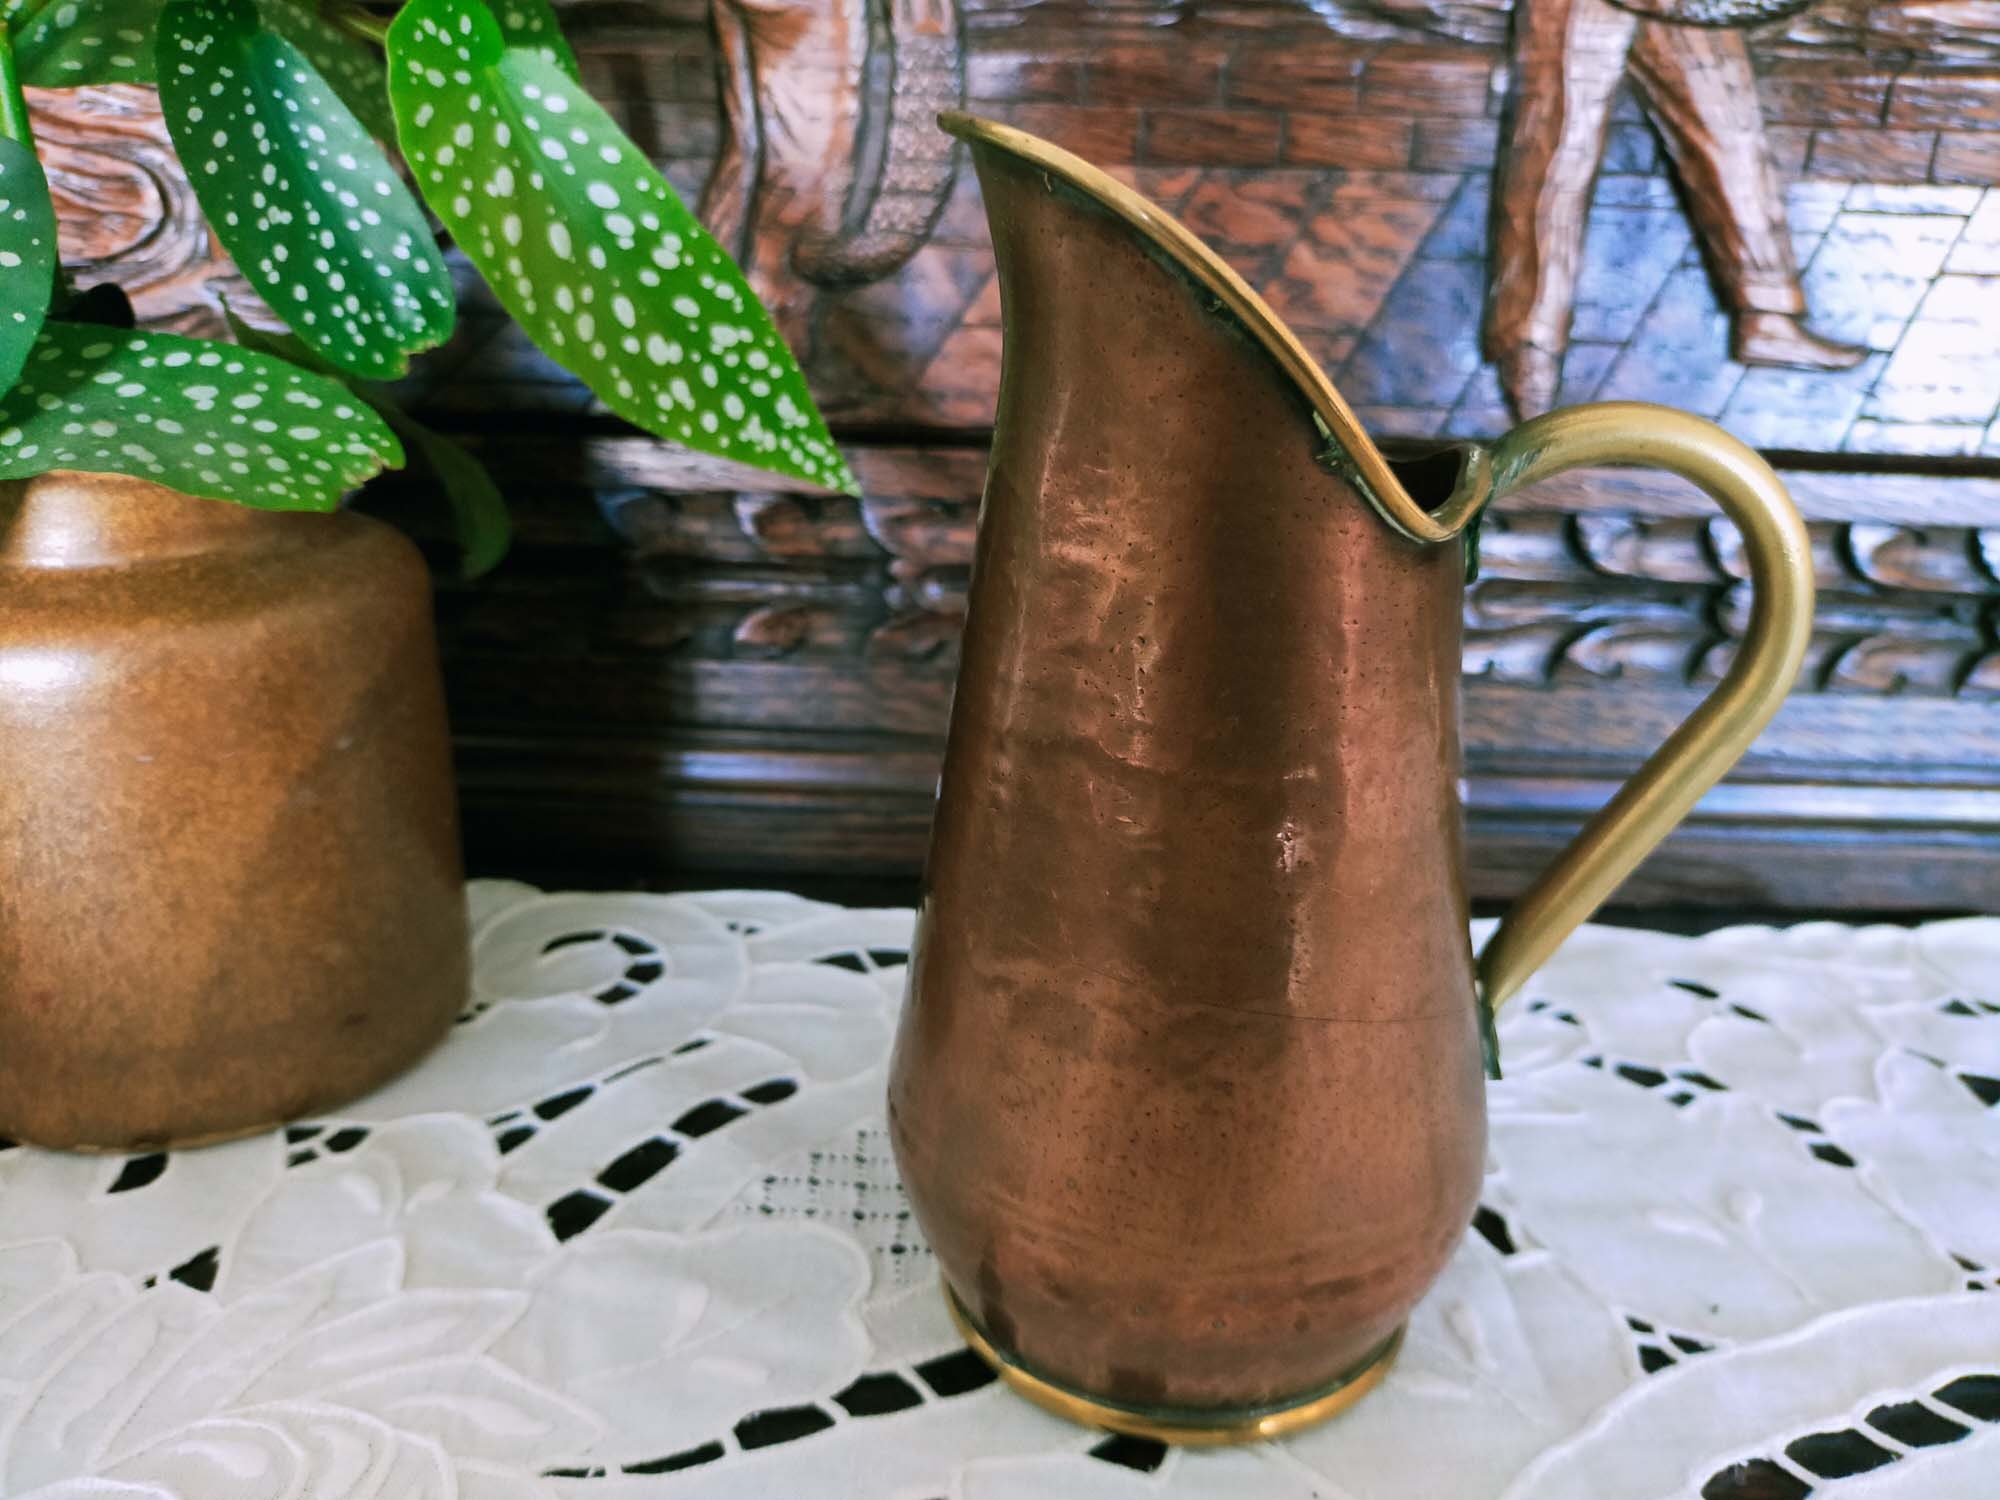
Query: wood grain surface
28,0,2000,907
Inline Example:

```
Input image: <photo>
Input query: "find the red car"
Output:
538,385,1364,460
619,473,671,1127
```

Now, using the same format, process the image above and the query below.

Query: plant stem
326,2,394,48
0,25,34,149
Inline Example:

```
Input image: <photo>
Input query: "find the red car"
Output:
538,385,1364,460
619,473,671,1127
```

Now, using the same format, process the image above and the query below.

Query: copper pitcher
887,115,1815,1443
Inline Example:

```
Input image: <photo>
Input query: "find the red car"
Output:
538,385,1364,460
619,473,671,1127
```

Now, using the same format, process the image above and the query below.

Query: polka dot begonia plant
160,0,456,382
6,0,396,139
252,0,397,143
0,0,855,533
386,0,856,494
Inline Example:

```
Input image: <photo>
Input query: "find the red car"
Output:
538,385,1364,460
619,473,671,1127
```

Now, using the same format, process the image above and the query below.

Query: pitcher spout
938,110,1492,546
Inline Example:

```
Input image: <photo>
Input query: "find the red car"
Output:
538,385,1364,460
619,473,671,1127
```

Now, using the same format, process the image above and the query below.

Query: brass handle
1471,402,1816,1017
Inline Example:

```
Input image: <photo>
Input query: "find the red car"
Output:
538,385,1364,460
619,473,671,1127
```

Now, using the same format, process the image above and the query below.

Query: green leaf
489,0,573,77
256,0,393,142
0,322,402,509
387,408,509,575
160,0,454,380
229,309,511,575
0,134,56,390
12,0,161,86
388,0,856,495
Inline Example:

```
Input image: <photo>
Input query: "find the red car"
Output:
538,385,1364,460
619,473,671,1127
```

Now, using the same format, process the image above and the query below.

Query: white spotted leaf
160,0,455,380
15,0,395,129
0,322,403,509
12,0,161,85
387,0,856,494
0,135,57,391
256,0,395,141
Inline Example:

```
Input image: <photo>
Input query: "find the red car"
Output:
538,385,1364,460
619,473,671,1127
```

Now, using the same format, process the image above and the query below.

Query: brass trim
936,111,1484,546
943,1280,1403,1445
1473,403,1817,1013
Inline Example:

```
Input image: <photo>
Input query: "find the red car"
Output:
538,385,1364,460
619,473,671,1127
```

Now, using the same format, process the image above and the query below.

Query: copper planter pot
887,116,1817,1442
0,471,467,1151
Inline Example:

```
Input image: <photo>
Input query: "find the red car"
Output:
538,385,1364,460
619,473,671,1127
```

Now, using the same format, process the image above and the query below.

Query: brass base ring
942,1279,1403,1445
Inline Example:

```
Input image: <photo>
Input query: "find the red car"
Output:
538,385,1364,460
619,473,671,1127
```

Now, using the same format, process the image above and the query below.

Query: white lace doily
3,882,1997,1499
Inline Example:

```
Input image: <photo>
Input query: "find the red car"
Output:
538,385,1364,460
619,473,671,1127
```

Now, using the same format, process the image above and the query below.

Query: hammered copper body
887,117,1815,1438
888,120,1816,1448
887,138,1486,1416
0,471,468,1151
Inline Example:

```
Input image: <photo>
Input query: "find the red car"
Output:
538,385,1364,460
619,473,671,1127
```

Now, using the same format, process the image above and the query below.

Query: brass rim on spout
937,110,1490,546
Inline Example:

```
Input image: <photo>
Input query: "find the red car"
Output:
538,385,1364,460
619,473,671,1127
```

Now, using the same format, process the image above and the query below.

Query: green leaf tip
488,0,576,78
0,323,403,509
387,0,856,496
390,408,511,576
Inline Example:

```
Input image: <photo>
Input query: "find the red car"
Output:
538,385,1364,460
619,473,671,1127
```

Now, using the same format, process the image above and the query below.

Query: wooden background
31,0,2000,909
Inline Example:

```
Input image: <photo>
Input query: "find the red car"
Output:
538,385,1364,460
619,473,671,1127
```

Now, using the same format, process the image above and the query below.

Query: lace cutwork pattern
2,885,1995,1497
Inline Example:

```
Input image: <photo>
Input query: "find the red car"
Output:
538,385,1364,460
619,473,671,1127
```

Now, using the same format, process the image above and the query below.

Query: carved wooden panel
417,435,2000,906
25,0,2000,906
365,0,2000,466
25,85,274,336
39,3,2000,451
532,448,2000,704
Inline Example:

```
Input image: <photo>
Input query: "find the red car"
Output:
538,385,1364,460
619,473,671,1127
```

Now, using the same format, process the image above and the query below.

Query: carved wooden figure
698,0,963,349
1488,0,1862,417
25,85,274,337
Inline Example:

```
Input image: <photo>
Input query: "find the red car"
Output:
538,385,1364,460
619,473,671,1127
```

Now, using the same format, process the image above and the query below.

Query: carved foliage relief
24,84,274,336
581,446,2000,699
